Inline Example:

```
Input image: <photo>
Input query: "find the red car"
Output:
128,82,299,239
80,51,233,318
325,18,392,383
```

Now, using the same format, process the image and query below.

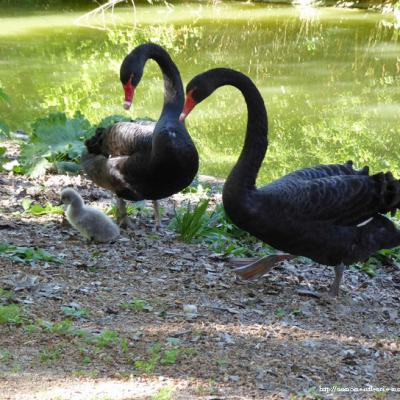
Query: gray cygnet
60,188,119,243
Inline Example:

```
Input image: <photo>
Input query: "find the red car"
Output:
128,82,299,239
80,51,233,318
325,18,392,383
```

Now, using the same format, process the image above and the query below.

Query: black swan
180,68,400,296
61,188,120,243
82,43,199,229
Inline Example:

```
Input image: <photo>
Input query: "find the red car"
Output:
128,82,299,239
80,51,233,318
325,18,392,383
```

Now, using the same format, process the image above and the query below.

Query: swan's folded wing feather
272,173,400,225
81,153,133,193
276,161,369,183
101,122,154,156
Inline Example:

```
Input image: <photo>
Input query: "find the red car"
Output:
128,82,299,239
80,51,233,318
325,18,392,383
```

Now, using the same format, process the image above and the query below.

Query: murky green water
0,3,399,182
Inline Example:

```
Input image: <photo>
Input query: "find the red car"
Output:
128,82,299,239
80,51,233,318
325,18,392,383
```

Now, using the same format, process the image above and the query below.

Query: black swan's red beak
122,81,135,110
180,90,196,122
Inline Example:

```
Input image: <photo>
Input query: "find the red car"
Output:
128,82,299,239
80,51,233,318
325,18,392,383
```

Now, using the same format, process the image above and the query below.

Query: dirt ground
1,167,400,400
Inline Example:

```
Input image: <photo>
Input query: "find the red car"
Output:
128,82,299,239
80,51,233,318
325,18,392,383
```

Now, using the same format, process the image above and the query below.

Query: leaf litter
0,166,399,400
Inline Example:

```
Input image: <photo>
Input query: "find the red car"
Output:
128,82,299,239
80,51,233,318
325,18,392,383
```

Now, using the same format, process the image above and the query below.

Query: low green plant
134,342,185,374
19,111,93,177
0,289,13,304
72,369,99,378
354,260,377,278
38,319,74,335
22,198,64,216
39,345,64,364
120,299,153,312
353,245,400,278
23,324,38,334
16,110,138,177
10,363,22,374
106,200,153,220
0,304,22,325
51,320,74,335
61,306,89,319
106,203,138,218
134,351,160,373
170,200,275,257
216,358,227,368
97,114,131,128
89,330,121,349
160,349,180,365
120,337,129,354
274,308,286,319
0,243,61,264
0,348,11,363
151,387,175,400
169,200,210,242
181,179,211,196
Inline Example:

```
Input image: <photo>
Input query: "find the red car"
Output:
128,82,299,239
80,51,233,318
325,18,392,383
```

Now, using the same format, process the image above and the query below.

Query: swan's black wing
267,171,400,226
275,160,369,182
85,121,154,157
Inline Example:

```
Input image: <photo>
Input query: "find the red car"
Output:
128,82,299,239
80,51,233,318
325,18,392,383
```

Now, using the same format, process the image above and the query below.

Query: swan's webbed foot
328,263,345,297
232,254,295,280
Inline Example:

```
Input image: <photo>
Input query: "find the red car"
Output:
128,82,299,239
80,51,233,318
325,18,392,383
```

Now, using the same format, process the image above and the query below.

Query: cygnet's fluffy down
60,188,119,243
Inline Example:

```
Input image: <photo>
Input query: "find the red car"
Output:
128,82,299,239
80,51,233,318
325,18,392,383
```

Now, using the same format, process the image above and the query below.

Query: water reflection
0,2,398,182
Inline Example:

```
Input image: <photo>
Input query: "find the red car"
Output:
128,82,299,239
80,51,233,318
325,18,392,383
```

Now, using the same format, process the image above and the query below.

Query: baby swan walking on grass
60,188,119,243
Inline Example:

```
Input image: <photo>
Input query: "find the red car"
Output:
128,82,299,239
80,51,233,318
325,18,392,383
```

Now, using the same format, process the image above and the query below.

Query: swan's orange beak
122,81,135,110
179,90,196,122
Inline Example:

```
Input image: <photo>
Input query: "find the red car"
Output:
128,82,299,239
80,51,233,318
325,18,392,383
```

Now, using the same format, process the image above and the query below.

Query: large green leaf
97,114,131,128
20,112,93,177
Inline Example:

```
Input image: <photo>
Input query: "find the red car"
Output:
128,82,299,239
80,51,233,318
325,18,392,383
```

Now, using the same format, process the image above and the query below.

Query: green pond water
0,3,399,183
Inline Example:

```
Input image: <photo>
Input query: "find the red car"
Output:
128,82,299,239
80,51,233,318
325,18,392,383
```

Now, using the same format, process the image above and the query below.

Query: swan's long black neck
209,69,268,194
138,44,184,119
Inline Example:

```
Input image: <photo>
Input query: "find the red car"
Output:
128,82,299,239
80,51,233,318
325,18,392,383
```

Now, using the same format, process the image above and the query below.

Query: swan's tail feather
232,254,295,280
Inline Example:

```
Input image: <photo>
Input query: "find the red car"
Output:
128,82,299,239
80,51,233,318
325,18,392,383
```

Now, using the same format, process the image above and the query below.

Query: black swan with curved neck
180,68,400,296
82,43,199,228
